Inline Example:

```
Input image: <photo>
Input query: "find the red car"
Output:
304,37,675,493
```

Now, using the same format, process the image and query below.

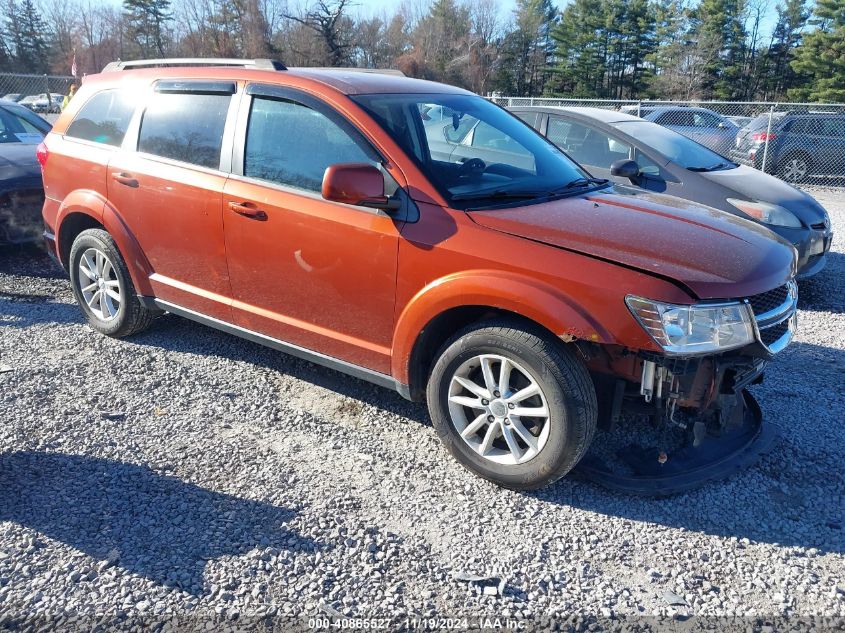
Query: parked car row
26,59,808,493
2,91,68,113
617,103,845,185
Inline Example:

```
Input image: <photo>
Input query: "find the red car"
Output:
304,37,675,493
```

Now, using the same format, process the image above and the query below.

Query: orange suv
39,59,797,491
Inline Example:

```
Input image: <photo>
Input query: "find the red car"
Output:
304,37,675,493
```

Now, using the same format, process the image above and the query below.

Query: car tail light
36,141,48,168
752,132,776,142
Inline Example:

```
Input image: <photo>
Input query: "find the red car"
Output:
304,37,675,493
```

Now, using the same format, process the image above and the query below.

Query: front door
222,86,403,373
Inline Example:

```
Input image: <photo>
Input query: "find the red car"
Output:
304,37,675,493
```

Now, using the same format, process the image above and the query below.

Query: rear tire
426,319,597,490
69,228,154,338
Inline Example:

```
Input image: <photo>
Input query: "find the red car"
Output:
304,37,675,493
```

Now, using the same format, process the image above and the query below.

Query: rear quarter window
65,90,135,147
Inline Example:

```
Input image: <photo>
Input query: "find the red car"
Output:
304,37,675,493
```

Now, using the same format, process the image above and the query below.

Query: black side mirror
610,159,640,179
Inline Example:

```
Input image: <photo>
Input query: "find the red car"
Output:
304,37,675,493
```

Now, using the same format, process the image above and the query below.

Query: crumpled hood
468,185,796,299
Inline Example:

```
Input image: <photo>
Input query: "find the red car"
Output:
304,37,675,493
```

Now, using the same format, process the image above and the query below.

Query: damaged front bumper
574,282,797,496
576,390,774,496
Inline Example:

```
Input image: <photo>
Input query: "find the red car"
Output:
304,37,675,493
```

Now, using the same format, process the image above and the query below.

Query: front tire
69,228,154,338
427,320,597,490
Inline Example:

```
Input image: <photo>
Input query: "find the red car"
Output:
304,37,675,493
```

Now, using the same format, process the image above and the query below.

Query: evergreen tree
690,0,748,99
123,0,171,57
3,0,49,72
547,0,606,97
788,0,845,101
548,0,655,98
762,0,809,99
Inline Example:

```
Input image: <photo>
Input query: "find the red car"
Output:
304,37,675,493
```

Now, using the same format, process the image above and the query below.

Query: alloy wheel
77,247,122,322
447,354,551,465
781,158,809,182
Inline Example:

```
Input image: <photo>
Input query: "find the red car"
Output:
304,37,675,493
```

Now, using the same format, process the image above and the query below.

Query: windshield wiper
451,178,610,204
556,177,610,190
450,189,545,202
687,162,735,172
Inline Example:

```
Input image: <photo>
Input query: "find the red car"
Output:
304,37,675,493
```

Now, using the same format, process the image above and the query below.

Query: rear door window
138,92,232,169
819,118,845,138
656,111,694,127
513,111,539,128
693,112,722,128
65,90,135,147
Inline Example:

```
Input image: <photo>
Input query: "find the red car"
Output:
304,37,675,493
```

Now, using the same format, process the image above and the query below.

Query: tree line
1,0,843,102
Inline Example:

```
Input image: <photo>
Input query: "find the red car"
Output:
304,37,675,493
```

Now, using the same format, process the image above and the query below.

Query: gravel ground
1,187,844,631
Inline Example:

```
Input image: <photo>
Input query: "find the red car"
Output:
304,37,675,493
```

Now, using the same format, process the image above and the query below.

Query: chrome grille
746,280,797,354
747,285,790,318
760,319,790,347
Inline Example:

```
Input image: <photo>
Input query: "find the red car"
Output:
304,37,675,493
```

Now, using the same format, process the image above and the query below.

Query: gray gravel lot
1,188,844,630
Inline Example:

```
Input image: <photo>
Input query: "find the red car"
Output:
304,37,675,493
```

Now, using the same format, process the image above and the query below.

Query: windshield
611,120,736,171
352,93,599,208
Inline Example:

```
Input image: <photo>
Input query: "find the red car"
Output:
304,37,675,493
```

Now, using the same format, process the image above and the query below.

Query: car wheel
426,320,597,490
778,155,810,182
69,228,154,338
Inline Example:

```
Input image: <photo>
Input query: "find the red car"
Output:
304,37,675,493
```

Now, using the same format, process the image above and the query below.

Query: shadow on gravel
0,452,318,594
798,251,844,314
0,244,64,279
0,293,80,327
133,315,431,426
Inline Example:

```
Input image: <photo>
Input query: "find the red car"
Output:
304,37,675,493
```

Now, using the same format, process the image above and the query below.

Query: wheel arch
393,271,613,400
56,190,154,296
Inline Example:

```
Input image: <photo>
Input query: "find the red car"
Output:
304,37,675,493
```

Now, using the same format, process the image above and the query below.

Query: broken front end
577,281,798,495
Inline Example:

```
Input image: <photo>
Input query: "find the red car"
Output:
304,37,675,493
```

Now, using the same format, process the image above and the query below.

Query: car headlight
626,296,756,355
726,198,802,228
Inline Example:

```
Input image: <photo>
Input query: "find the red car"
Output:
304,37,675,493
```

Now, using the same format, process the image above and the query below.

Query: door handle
111,172,139,188
228,201,267,220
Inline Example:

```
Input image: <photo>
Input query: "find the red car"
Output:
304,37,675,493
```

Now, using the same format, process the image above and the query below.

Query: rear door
221,84,403,373
107,80,239,321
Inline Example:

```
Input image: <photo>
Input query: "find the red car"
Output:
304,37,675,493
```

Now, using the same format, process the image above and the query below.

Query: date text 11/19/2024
308,616,528,630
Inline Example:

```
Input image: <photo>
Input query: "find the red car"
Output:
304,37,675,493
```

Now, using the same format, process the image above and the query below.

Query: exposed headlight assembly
626,296,756,355
726,198,802,228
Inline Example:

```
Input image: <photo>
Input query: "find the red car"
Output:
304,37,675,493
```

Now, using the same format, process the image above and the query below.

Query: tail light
752,132,775,142
36,141,48,168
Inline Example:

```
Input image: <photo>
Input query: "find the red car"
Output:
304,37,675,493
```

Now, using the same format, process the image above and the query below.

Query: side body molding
391,269,613,384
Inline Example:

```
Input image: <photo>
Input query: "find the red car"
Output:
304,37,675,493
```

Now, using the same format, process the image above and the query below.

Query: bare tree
283,0,353,66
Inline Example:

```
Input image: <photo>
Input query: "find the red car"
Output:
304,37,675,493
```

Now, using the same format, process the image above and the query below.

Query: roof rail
102,58,287,72
291,67,405,77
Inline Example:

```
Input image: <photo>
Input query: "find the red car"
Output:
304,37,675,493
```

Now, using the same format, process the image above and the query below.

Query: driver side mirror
610,159,640,180
322,163,400,212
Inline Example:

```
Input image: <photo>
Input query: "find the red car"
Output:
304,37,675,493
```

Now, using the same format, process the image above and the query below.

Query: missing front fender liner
572,390,776,497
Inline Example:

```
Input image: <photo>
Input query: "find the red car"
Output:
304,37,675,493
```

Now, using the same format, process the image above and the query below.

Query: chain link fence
491,96,845,188
0,73,76,119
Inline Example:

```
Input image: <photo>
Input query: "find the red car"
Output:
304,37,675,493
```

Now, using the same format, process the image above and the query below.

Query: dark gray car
0,100,51,244
511,106,832,277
